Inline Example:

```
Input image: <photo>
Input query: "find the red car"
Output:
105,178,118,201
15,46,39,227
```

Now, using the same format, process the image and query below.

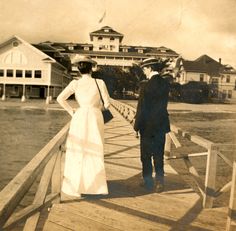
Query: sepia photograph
0,0,235,230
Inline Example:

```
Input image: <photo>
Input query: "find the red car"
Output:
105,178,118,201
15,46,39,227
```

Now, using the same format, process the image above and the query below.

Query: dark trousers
140,132,166,184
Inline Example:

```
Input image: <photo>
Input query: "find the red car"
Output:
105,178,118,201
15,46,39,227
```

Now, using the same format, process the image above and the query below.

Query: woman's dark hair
78,62,93,74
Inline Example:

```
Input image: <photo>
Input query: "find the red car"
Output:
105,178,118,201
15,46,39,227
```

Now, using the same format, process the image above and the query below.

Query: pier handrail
0,122,70,230
226,161,236,231
111,99,235,209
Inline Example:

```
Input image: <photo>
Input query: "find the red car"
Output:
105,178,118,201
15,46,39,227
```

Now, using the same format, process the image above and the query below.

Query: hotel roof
90,26,124,41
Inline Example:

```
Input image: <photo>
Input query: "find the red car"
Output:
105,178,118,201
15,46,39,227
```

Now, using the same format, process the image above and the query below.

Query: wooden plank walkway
43,107,228,231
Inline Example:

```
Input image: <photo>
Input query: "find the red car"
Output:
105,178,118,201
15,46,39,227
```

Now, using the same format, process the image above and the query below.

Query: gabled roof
146,47,179,56
0,35,56,63
181,54,224,76
90,26,124,42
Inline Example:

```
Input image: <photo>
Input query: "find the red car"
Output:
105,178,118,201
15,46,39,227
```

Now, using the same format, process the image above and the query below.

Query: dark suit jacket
134,74,170,137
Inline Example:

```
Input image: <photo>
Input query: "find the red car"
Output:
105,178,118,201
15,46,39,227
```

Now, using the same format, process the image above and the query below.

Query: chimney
219,58,221,64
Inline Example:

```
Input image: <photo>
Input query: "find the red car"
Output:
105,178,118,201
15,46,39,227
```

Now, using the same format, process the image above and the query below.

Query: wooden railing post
226,161,236,231
51,149,62,204
203,143,218,208
164,133,172,158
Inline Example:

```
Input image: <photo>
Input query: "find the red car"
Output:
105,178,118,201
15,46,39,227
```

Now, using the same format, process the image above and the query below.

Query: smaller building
0,36,72,102
175,55,236,102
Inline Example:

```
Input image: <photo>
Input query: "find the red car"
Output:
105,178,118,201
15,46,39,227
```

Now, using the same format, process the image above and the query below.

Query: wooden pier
43,107,227,231
0,100,235,231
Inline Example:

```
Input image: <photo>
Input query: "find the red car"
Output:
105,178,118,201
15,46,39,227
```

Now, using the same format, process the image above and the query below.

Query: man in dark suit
134,57,171,192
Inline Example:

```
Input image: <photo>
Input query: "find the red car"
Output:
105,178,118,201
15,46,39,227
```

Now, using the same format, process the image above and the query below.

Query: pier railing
0,122,70,230
111,99,235,210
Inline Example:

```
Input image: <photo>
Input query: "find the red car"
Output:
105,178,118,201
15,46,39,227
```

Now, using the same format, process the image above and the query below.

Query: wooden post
23,153,58,231
51,150,62,204
21,84,26,102
203,143,218,208
164,133,171,158
2,84,6,101
46,86,50,104
226,161,236,231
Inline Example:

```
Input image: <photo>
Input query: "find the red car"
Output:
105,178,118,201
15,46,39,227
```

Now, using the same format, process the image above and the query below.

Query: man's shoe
155,183,164,193
139,179,154,191
155,180,164,193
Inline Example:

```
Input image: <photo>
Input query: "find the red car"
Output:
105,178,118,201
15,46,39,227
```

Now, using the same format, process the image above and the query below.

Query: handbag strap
95,79,104,105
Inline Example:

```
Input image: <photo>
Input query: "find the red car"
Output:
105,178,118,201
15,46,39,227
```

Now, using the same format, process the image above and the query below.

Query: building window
211,78,219,84
110,37,115,41
122,48,128,52
34,70,42,78
124,57,132,60
7,69,13,77
222,90,227,99
68,46,74,51
110,45,115,51
98,36,103,41
0,69,4,77
84,47,90,51
200,74,204,82
16,70,23,78
138,49,143,53
228,90,232,98
226,75,230,83
25,70,32,78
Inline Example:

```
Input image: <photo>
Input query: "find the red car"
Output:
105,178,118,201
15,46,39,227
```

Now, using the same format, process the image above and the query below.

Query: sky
0,0,236,67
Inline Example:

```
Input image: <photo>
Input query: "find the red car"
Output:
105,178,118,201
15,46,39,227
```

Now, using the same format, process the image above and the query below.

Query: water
0,107,70,190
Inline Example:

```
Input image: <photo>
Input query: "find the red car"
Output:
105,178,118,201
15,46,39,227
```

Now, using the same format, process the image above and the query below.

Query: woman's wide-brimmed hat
71,54,97,65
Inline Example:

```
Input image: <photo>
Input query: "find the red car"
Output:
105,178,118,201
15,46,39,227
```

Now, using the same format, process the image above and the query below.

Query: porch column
21,84,26,102
46,85,50,104
1,84,6,101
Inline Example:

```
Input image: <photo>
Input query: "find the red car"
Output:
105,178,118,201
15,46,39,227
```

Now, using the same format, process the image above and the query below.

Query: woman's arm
100,80,110,109
57,80,76,117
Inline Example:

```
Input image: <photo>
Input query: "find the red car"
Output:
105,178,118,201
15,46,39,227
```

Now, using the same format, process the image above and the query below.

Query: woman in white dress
57,55,110,197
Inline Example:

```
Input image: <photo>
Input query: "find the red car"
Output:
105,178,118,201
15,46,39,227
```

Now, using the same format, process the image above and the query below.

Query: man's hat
71,54,97,65
139,57,160,68
140,57,170,69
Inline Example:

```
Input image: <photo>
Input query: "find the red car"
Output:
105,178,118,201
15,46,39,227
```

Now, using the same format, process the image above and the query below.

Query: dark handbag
102,108,113,123
95,79,113,123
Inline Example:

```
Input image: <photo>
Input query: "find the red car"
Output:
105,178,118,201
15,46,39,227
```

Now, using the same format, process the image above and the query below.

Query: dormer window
68,46,74,51
160,49,166,53
104,29,109,32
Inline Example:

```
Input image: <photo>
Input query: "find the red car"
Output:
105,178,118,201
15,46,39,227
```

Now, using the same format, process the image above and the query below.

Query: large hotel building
49,26,179,68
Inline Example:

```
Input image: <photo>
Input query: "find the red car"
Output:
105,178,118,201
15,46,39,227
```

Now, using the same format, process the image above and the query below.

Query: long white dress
57,74,110,197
